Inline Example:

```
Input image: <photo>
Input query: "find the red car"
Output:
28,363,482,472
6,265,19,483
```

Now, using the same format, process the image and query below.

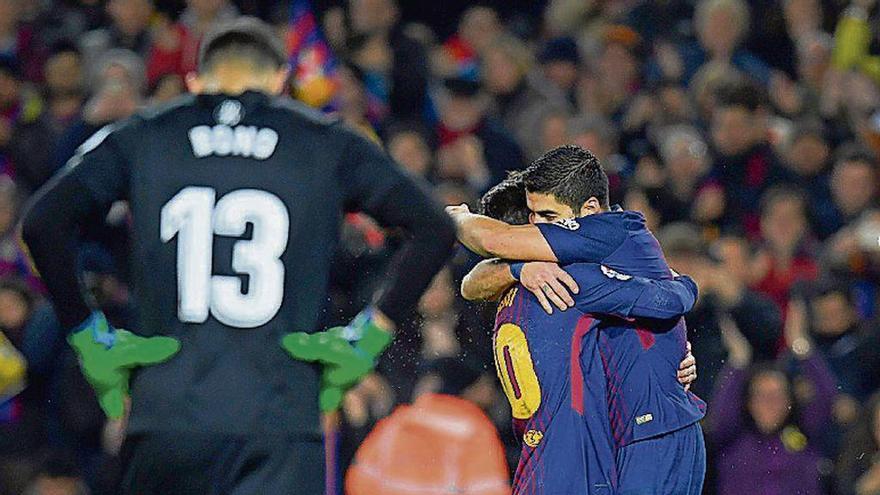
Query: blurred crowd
0,0,879,493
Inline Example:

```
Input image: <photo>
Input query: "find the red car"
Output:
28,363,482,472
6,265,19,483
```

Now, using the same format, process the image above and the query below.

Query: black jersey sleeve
339,130,455,325
22,123,132,329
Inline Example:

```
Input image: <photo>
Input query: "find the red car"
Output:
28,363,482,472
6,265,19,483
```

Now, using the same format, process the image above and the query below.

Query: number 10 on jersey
160,186,290,328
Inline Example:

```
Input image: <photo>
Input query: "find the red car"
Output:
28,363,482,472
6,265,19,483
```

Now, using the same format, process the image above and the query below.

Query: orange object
346,394,511,495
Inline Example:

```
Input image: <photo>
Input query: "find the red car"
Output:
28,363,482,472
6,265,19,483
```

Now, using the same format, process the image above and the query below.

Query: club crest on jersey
552,218,580,231
601,265,632,281
523,429,544,447
215,100,243,126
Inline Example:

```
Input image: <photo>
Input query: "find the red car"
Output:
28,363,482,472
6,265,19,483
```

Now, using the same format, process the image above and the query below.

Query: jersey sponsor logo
552,218,580,231
188,125,279,160
214,100,243,126
523,429,544,448
635,413,653,425
601,265,632,281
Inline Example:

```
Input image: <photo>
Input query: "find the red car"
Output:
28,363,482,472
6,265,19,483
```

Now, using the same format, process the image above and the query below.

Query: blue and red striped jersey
492,263,699,493
535,208,707,447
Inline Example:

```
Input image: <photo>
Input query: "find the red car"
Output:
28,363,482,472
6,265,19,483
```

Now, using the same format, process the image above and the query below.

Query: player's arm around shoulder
445,204,557,261
461,259,515,302
462,258,579,314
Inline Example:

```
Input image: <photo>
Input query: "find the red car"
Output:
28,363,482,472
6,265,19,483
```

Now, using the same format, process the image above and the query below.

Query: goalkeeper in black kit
21,17,455,495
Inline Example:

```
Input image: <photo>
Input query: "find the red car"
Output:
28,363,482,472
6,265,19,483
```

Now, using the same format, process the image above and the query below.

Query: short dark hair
834,142,877,168
479,171,530,225
521,145,609,211
714,80,766,113
809,278,854,305
199,17,287,73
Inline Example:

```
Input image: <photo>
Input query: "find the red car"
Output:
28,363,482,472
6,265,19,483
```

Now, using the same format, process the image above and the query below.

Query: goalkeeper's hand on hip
281,308,393,413
68,312,181,419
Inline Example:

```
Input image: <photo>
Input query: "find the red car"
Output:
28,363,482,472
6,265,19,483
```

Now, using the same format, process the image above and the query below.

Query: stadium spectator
54,48,145,171
692,0,772,86
482,33,571,161
79,0,155,75
753,187,820,315
807,280,880,402
783,121,832,197
707,300,837,495
751,186,819,314
537,37,580,103
823,145,879,238
590,25,644,121
435,6,502,80
647,125,712,225
536,109,569,159
40,42,85,133
836,392,880,495
435,76,525,192
661,224,782,397
0,0,42,82
386,121,434,179
0,276,46,471
347,0,429,123
0,63,55,194
0,59,44,188
145,0,238,85
710,80,793,237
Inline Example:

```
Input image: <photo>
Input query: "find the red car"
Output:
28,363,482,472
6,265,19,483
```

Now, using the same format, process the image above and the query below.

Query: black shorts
119,432,324,495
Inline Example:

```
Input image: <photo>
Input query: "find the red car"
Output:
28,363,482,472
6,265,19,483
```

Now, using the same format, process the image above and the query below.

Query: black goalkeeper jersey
23,91,454,437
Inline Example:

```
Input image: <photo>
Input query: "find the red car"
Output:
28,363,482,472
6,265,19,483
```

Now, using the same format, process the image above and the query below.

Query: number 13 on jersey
160,186,290,329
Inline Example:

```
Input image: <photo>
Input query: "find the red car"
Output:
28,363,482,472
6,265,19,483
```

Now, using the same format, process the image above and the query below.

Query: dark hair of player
198,16,287,73
479,171,530,225
521,144,609,212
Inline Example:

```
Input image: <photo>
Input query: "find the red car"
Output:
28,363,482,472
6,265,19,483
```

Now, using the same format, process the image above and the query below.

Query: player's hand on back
281,308,393,413
68,312,181,419
517,262,579,314
677,341,697,391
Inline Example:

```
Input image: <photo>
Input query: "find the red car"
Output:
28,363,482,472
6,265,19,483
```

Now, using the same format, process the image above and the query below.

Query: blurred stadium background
0,0,879,493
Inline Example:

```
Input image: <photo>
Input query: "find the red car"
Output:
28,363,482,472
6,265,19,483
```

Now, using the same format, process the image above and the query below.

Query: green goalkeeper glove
281,309,393,413
68,312,180,419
